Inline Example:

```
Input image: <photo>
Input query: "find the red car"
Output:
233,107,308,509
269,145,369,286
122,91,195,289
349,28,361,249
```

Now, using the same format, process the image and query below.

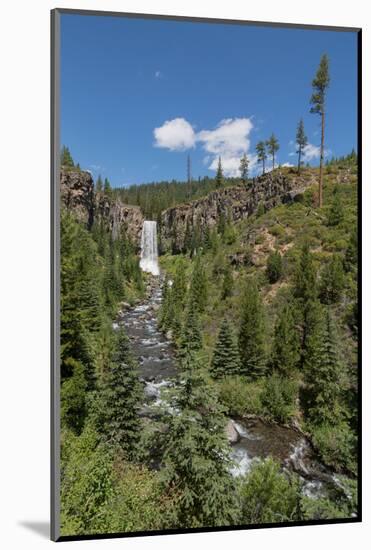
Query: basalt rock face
60,168,144,246
160,172,310,252
60,169,95,228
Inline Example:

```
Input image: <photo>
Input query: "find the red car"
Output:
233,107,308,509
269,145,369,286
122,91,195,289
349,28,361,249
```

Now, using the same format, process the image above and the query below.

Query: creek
117,221,347,502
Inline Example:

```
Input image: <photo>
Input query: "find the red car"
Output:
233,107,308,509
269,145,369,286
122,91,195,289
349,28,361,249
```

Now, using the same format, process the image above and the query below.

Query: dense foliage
60,143,358,534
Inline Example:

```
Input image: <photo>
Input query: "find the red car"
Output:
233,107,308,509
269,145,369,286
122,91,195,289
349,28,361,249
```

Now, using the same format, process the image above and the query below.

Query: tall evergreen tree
61,145,75,167
294,241,317,304
266,133,280,170
310,54,330,208
162,345,239,528
271,303,300,377
319,254,345,305
172,260,187,307
97,328,143,459
178,302,203,356
344,228,357,273
103,178,112,199
327,185,344,226
296,118,308,174
266,250,283,284
303,308,343,425
256,141,267,175
215,156,224,187
189,255,208,313
238,280,266,378
221,263,233,299
95,174,103,193
239,153,249,185
210,319,241,379
294,242,318,356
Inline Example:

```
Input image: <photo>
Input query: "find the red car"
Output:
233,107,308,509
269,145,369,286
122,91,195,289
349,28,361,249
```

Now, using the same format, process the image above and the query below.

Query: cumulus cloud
282,162,294,167
289,141,330,163
197,117,254,176
302,143,321,161
153,116,255,176
153,118,196,151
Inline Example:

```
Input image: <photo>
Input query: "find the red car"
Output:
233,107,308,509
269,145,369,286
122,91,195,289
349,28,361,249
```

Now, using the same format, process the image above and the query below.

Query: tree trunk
319,111,325,208
272,153,275,171
298,147,301,174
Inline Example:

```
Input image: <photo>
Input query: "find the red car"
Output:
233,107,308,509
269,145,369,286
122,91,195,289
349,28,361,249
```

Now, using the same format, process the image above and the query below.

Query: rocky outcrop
60,168,144,246
225,419,240,444
60,169,94,228
160,171,311,252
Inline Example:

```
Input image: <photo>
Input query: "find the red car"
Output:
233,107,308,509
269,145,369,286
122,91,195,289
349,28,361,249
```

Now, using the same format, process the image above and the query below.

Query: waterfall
139,221,160,276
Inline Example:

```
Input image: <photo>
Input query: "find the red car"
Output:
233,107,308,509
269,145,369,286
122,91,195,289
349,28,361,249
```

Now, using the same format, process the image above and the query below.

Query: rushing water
140,221,160,276
119,272,345,502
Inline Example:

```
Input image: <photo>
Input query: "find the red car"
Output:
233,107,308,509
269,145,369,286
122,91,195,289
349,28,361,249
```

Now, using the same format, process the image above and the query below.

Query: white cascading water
139,221,160,276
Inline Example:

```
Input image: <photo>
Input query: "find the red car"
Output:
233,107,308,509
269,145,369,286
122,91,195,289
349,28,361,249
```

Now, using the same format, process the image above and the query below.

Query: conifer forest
58,51,359,536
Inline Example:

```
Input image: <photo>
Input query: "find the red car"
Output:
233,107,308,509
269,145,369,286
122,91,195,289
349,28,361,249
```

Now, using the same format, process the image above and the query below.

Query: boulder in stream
225,419,240,444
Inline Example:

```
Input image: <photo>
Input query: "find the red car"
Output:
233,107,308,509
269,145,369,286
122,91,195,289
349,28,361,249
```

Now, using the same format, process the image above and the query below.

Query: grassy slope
160,164,357,355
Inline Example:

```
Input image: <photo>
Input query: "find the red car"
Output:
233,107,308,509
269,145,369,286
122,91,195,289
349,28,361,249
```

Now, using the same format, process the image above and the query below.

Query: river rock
225,419,240,444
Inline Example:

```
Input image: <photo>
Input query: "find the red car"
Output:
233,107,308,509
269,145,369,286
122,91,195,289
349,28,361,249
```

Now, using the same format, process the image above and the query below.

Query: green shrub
218,376,263,416
266,250,283,283
309,422,357,474
269,224,285,238
239,458,302,524
261,374,298,424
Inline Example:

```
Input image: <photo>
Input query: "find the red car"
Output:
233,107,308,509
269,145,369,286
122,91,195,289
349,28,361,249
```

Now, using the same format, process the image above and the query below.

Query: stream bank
117,276,349,503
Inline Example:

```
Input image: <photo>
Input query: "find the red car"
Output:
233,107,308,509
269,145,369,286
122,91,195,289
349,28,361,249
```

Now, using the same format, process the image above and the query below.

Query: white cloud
302,143,321,161
282,162,294,167
155,70,162,79
90,164,101,171
197,117,254,177
152,116,255,177
153,118,196,151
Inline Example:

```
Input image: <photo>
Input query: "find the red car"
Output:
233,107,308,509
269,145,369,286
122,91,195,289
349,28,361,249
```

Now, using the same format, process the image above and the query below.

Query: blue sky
61,14,358,187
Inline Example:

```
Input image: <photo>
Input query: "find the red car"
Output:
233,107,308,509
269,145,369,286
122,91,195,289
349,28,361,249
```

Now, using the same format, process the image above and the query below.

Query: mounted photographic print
51,8,361,541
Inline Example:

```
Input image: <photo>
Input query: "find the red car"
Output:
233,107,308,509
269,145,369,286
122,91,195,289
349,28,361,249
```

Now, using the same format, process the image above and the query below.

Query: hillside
158,160,358,480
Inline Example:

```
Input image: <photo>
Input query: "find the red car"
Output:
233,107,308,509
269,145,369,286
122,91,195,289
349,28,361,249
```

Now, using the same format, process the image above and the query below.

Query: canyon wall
160,171,311,252
60,169,144,245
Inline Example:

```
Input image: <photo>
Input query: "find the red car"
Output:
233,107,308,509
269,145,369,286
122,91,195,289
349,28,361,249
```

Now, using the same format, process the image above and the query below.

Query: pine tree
296,119,308,174
183,217,192,253
238,280,266,378
303,308,343,425
210,319,241,379
61,145,74,167
256,141,267,175
172,260,187,308
310,54,330,208
215,156,224,187
97,328,143,459
327,185,344,226
239,153,249,185
319,254,345,304
294,242,319,357
103,178,112,199
95,174,103,193
266,133,279,170
178,302,203,355
271,303,300,377
294,241,317,304
162,346,239,528
266,250,283,284
344,228,357,273
221,263,233,299
189,255,207,313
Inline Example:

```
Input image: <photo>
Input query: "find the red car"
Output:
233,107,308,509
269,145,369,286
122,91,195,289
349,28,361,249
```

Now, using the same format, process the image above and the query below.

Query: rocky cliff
60,169,144,245
160,171,312,252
